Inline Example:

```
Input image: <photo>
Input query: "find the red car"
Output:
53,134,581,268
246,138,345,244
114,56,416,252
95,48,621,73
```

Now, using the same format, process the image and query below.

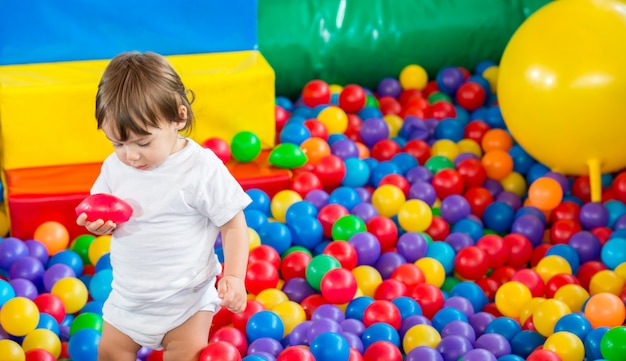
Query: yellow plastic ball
271,300,306,336
397,199,432,232
256,288,289,310
317,106,348,134
403,324,441,352
544,331,585,361
553,284,589,313
383,114,404,138
482,66,499,93
22,329,61,358
399,64,429,90
248,228,261,250
0,297,39,336
414,257,445,288
430,139,460,162
270,190,303,223
519,297,546,325
351,265,383,298
0,340,25,361
532,299,571,337
500,171,527,197
535,255,572,283
51,277,89,314
495,281,533,318
329,84,344,94
589,269,626,295
457,139,483,158
371,184,406,218
88,234,111,265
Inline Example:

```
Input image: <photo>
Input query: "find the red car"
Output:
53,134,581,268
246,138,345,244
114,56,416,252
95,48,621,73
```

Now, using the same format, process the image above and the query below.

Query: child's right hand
76,213,117,235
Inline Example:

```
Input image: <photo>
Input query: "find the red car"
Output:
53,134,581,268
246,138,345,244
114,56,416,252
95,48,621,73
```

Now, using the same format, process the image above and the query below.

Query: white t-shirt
91,139,251,307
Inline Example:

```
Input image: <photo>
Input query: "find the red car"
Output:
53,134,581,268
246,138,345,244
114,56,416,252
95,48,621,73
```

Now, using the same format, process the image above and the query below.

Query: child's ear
178,104,188,120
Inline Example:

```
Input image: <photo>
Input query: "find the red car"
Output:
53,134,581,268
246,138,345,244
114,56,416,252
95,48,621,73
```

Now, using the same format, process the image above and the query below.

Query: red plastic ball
366,216,399,251
544,273,580,299
549,220,582,244
303,119,329,140
370,139,402,162
290,171,323,198
454,246,490,281
275,106,291,134
363,341,403,361
301,294,328,320
464,120,491,144
408,283,445,319
503,233,533,267
464,186,493,217
362,300,402,329
249,245,281,270
423,80,440,98
527,349,562,361
530,244,552,268
374,279,408,301
345,114,363,142
313,155,347,189
550,201,581,223
211,307,234,333
476,277,500,301
378,96,402,116
320,268,358,304
576,261,608,290
280,251,313,281
33,293,66,324
318,204,350,238
349,348,365,361
482,302,503,317
399,89,424,106
302,80,331,107
378,174,410,197
245,260,279,295
591,226,612,245
202,137,232,164
146,350,164,361
390,263,426,290
277,346,316,361
613,171,626,203
339,84,367,113
426,101,456,119
511,268,545,298
323,241,358,270
456,82,486,111
432,169,465,199
25,349,56,361
209,327,248,357
457,158,487,188
571,176,592,204
199,341,242,361
490,265,517,285
231,300,264,334
476,234,509,269
402,139,431,165
424,215,450,241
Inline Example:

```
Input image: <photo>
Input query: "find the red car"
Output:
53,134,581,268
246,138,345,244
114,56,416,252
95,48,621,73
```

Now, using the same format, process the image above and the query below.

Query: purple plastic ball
579,202,609,229
468,312,496,337
463,348,498,361
510,215,544,247
375,252,407,279
307,318,341,342
406,166,434,184
288,320,312,346
483,179,504,197
282,277,317,303
9,256,44,284
377,77,403,98
399,315,431,338
43,263,76,292
442,296,475,317
436,67,465,95
474,333,511,358
437,335,473,361
304,189,330,210
0,237,29,270
351,202,379,222
567,231,602,263
406,346,444,361
441,320,477,342
312,304,345,323
396,232,428,263
340,318,366,336
348,232,381,266
331,138,360,160
409,181,437,206
9,278,38,300
496,191,523,211
444,232,475,253
440,195,472,224
248,337,284,357
402,116,430,141
360,117,390,147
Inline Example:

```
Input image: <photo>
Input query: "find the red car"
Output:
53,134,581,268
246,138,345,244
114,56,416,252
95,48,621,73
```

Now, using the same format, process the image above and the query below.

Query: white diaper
102,277,220,349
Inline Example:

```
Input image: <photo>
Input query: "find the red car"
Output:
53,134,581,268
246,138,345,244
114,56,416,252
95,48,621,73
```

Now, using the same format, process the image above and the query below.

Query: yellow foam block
0,51,275,170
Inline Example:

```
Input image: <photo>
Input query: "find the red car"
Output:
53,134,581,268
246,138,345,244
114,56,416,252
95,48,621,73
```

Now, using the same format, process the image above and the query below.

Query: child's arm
76,213,116,235
217,210,249,313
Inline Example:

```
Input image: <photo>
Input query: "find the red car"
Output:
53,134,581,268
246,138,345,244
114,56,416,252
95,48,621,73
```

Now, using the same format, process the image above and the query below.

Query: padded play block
0,0,258,65
5,151,291,240
0,50,276,170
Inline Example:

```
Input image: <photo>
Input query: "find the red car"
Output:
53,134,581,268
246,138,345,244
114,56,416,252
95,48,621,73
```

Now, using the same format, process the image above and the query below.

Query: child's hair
95,51,195,141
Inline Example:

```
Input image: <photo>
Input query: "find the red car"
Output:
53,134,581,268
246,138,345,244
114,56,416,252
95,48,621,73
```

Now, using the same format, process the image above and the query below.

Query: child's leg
162,310,214,361
98,321,141,361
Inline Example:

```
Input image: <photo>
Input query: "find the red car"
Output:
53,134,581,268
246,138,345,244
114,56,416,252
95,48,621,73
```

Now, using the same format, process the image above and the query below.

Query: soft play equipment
258,0,551,98
0,0,283,239
498,0,626,202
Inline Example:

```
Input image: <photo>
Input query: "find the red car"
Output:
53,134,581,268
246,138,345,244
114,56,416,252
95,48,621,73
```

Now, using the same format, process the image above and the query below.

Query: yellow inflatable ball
498,0,626,201
0,340,25,361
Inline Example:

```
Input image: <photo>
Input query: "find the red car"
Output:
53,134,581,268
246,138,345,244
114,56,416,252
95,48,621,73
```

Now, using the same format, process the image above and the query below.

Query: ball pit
3,6,626,360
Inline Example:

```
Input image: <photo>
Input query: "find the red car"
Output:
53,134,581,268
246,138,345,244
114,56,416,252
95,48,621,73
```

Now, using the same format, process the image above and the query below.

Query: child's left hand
217,275,247,313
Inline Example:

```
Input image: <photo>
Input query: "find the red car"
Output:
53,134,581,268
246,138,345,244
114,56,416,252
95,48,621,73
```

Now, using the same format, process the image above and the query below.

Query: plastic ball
231,131,261,163
320,268,357,304
528,177,564,211
403,324,441,352
202,137,231,163
454,246,490,281
397,199,432,232
317,106,349,134
495,281,532,318
302,80,331,107
0,339,25,361
533,299,571,337
33,221,70,256
0,296,39,336
585,292,626,328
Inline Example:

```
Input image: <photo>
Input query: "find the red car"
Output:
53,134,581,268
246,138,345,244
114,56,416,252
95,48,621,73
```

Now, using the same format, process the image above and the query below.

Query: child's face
102,118,186,171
